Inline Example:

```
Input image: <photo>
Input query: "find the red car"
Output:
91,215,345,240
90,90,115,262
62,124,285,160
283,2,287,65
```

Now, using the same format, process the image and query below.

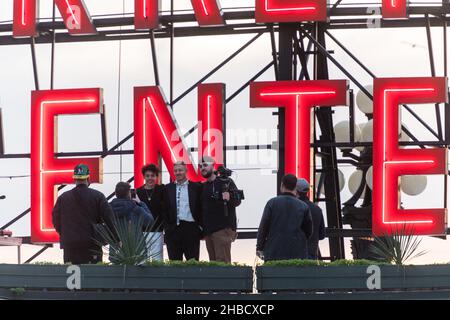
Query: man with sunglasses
199,156,242,264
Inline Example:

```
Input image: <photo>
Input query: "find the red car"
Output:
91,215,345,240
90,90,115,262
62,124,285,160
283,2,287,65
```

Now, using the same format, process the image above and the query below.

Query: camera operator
200,156,243,263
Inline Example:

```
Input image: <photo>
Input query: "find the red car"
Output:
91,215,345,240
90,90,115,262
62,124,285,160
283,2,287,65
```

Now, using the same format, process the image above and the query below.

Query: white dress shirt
176,180,195,225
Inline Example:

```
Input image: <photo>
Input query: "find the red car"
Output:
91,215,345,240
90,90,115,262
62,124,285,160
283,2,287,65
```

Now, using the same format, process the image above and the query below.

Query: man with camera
200,156,243,263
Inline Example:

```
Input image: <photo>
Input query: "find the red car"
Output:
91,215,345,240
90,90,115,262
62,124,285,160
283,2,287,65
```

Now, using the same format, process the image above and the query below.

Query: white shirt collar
176,180,189,186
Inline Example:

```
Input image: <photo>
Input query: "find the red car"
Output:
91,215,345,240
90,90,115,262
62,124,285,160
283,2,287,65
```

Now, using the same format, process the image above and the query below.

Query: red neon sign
13,0,96,38
382,0,408,19
54,0,96,35
13,0,39,38
197,83,225,167
31,88,104,243
250,80,348,185
135,0,161,30
190,0,225,26
255,0,328,23
372,77,448,236
134,84,225,186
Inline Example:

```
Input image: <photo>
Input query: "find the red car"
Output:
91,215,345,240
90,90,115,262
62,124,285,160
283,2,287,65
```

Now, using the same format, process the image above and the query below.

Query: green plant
143,259,246,267
263,259,326,267
94,214,160,266
262,259,386,267
9,288,25,296
33,261,65,265
370,224,427,265
328,259,388,266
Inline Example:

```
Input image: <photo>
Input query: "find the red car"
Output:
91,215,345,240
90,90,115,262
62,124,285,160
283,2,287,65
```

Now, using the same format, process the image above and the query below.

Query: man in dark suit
163,161,202,260
256,174,313,261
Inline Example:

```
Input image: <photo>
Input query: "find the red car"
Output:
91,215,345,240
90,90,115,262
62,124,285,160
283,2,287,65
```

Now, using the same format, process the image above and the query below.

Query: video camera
211,166,245,203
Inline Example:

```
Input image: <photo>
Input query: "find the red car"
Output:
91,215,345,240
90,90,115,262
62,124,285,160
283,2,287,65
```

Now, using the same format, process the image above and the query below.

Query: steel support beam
313,23,345,260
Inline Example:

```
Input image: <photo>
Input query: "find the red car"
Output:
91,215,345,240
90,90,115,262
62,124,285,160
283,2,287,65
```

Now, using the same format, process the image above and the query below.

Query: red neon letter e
134,85,225,186
373,77,448,236
31,88,104,243
382,0,408,19
250,80,348,185
255,0,328,23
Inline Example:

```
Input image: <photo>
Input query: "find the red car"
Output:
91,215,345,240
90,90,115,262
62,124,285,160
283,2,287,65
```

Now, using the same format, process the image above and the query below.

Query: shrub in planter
257,258,450,293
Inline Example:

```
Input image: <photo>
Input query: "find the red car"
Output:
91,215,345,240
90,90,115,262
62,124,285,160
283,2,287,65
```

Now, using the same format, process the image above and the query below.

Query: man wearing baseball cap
52,164,115,264
296,178,326,260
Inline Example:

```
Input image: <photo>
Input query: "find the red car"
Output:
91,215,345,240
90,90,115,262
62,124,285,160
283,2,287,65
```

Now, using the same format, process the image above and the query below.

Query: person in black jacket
52,164,115,264
163,161,203,261
200,156,242,263
296,178,326,260
136,164,166,261
256,174,313,261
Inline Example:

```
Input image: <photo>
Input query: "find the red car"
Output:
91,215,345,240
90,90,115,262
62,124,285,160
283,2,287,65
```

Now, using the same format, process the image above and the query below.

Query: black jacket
299,195,325,259
136,184,166,232
52,184,115,249
201,178,241,235
162,181,202,231
256,193,313,261
110,198,154,230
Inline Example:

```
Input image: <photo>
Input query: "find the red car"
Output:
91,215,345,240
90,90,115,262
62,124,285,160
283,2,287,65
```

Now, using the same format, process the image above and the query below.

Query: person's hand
256,250,264,260
222,192,230,201
133,196,141,204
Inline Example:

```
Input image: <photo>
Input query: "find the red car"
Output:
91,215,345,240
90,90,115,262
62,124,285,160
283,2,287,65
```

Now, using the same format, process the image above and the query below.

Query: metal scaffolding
0,2,449,262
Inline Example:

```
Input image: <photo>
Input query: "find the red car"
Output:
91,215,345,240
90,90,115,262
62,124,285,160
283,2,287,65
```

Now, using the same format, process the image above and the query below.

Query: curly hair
141,163,160,177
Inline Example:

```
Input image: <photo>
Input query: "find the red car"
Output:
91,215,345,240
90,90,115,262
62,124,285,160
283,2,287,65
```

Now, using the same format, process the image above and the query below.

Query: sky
0,0,449,265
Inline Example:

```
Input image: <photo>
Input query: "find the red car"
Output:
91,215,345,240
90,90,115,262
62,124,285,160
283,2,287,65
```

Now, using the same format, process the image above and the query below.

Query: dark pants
165,221,201,261
63,246,103,264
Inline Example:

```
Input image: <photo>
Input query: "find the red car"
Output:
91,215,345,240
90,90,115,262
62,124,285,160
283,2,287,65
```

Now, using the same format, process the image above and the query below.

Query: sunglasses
199,163,212,168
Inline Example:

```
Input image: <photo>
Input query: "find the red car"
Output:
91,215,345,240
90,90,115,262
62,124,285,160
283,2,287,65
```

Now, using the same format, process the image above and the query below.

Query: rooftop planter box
0,262,253,293
256,260,450,293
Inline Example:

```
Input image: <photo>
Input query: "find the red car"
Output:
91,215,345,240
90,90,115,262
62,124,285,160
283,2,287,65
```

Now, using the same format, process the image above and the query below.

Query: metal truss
0,3,449,262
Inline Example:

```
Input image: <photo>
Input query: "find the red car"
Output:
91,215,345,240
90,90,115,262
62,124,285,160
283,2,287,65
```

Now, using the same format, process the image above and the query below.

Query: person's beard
202,170,213,179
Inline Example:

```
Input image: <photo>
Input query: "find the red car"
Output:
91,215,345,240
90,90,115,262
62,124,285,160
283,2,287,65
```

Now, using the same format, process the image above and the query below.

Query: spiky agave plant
370,224,427,265
94,215,161,266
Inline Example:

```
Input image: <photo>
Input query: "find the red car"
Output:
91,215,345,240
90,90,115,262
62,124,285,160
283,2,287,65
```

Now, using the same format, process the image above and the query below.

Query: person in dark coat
52,164,115,264
136,164,166,261
163,161,203,261
109,182,154,264
296,178,326,260
200,156,242,264
256,174,313,261
110,182,154,229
